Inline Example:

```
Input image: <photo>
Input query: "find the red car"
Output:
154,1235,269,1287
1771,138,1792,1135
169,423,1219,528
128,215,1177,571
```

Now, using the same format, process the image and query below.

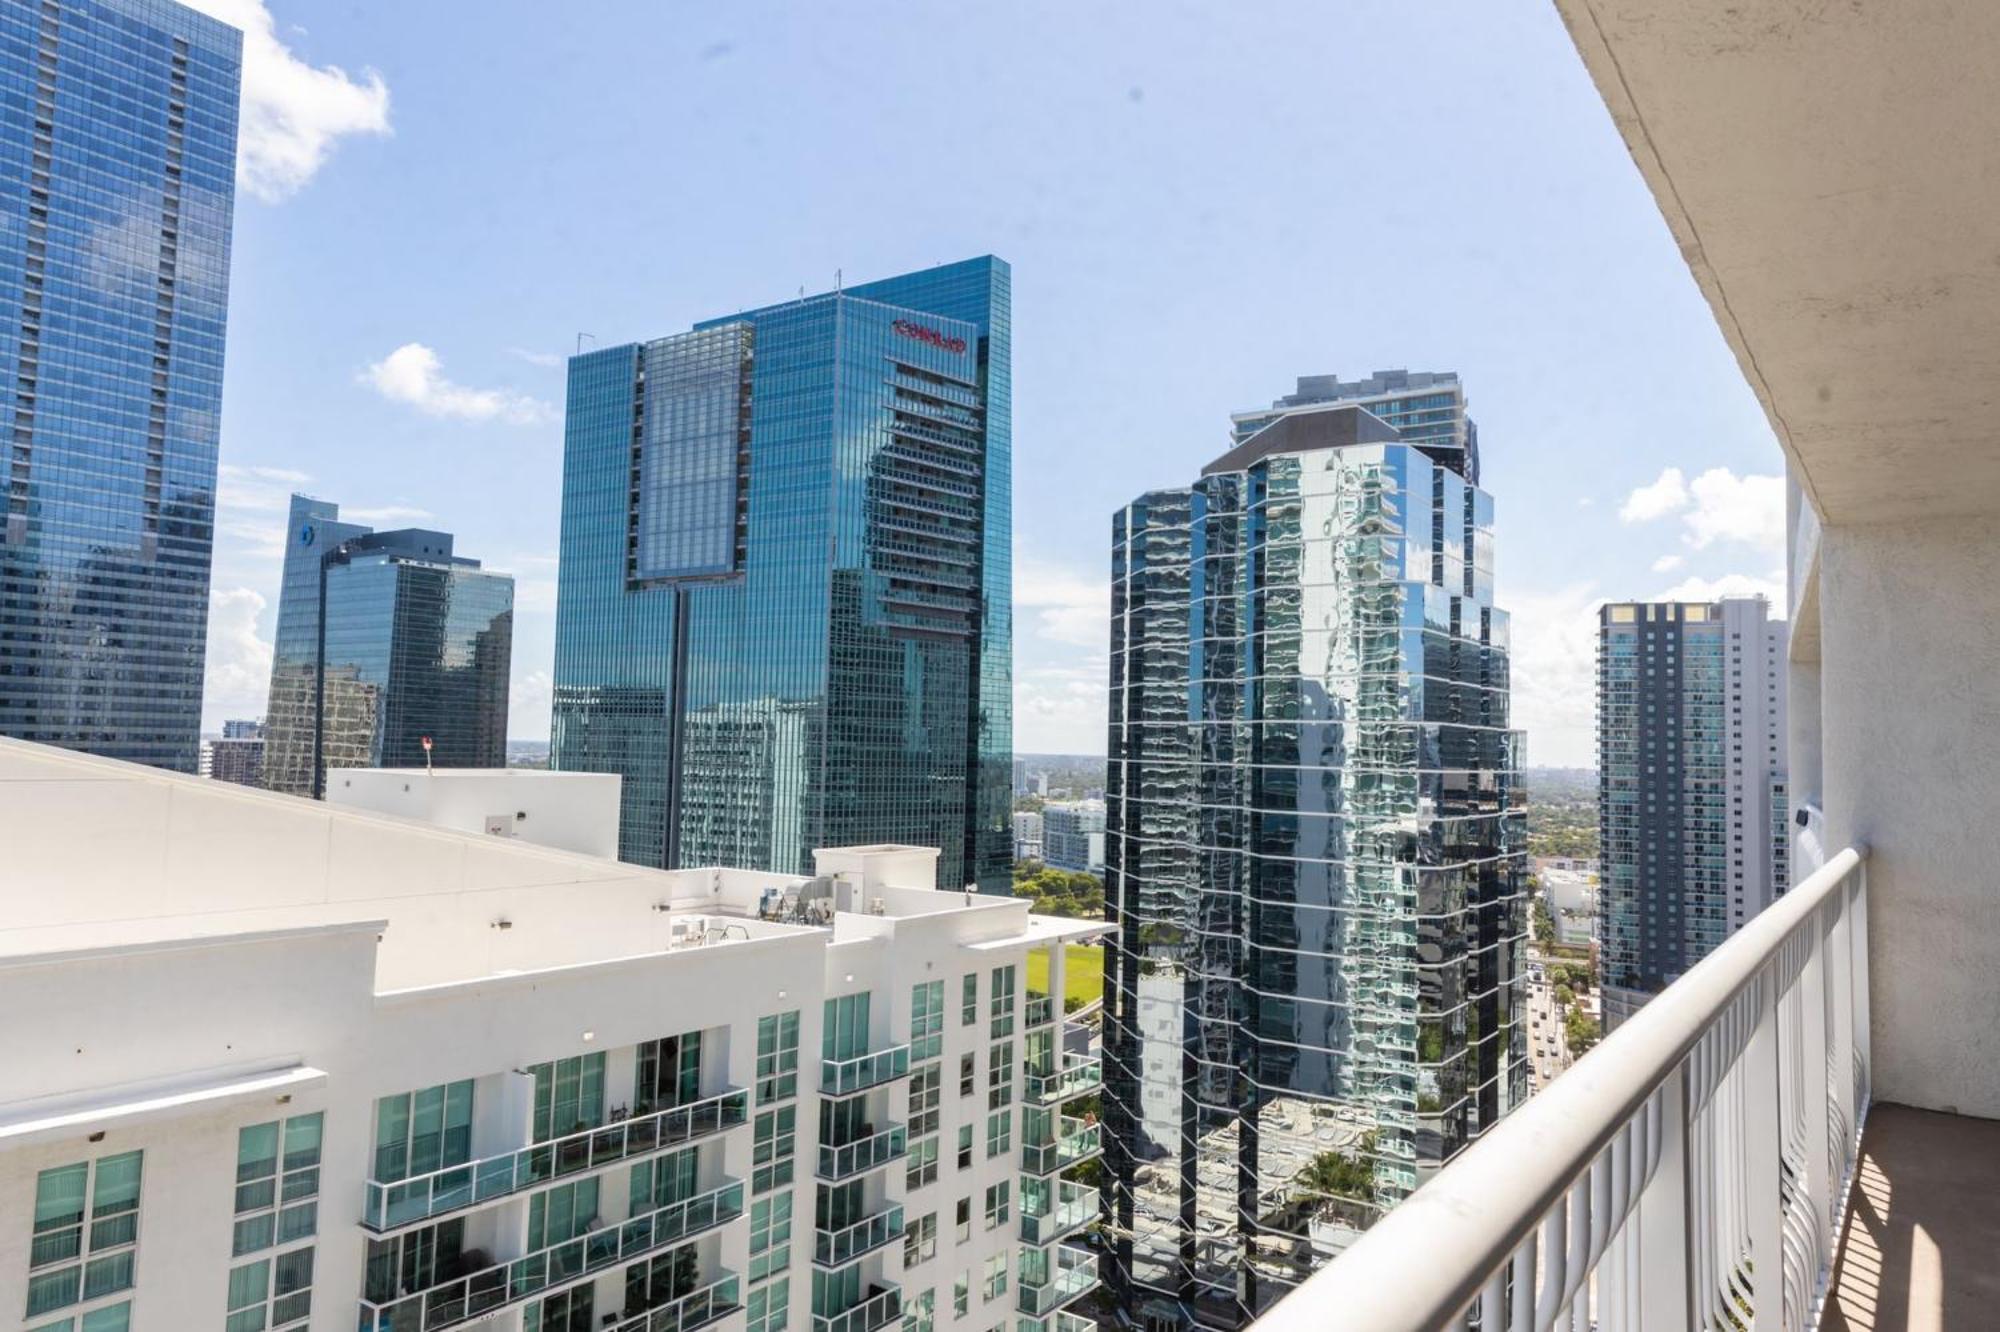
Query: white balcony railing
1254,845,1870,1331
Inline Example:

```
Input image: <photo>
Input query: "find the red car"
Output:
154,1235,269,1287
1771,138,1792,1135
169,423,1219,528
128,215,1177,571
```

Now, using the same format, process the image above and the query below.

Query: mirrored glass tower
551,258,1011,890
0,0,241,771
1102,382,1526,1327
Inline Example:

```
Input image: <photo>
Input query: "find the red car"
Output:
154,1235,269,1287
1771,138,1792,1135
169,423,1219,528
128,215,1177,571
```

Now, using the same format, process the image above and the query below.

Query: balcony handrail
814,1202,906,1267
363,1086,749,1229
606,1274,741,1332
1252,845,1870,1332
817,1124,908,1179
820,1043,912,1096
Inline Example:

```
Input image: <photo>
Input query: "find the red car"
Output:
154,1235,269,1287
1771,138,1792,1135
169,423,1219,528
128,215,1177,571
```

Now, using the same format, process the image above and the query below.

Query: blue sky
193,0,1788,768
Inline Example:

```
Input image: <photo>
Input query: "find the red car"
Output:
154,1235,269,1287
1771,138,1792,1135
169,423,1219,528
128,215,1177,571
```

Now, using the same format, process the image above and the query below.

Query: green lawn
1027,943,1104,1010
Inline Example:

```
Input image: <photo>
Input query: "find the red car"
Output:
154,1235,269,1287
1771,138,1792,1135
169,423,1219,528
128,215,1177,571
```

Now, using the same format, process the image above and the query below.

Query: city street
1524,952,1574,1093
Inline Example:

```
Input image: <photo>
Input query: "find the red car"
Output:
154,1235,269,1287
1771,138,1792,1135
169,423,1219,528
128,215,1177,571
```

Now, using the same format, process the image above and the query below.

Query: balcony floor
1825,1103,2000,1330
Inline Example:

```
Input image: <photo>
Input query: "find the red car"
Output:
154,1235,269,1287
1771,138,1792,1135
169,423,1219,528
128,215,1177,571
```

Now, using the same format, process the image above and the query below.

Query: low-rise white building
325,768,623,859
0,739,1106,1332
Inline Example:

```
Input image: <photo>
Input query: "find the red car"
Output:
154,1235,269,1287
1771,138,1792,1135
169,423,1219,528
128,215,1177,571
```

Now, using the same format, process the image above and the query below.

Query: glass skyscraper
551,258,1011,891
262,496,513,796
0,0,241,771
1103,382,1526,1327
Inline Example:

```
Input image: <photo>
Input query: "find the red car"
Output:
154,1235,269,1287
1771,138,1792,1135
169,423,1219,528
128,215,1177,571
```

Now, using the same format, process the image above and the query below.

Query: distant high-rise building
262,496,513,796
1229,368,1480,484
1014,756,1028,794
0,0,241,771
203,722,263,787
1041,799,1105,875
1012,809,1043,862
221,718,263,740
1597,597,1788,1028
1105,383,1525,1327
551,258,1012,889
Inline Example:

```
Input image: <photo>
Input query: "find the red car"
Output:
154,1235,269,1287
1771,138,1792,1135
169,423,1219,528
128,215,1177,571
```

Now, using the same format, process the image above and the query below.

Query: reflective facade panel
1596,597,1787,1028
1103,395,1526,1329
262,496,513,795
551,258,1011,891
0,0,241,771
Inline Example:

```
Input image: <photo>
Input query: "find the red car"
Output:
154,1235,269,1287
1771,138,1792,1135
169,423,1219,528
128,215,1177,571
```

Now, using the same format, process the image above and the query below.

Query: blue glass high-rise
552,259,1011,891
0,0,241,771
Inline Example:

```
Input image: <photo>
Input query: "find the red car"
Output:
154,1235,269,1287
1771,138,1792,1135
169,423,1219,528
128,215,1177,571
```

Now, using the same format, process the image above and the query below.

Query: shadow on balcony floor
1824,1102,2000,1330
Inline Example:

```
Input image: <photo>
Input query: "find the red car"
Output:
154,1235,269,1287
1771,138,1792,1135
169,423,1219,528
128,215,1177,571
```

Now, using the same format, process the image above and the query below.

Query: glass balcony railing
1054,1311,1095,1332
607,1274,741,1332
1017,1246,1096,1316
1025,995,1055,1028
1022,1117,1100,1176
1023,1054,1100,1106
811,1286,902,1332
814,1202,906,1269
362,1088,749,1231
1019,1179,1094,1246
355,1179,745,1332
817,1125,908,1181
820,1044,912,1097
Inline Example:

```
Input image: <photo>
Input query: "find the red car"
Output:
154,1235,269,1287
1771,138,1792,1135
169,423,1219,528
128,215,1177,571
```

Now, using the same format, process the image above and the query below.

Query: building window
958,1053,975,1098
372,1081,472,1182
954,1197,971,1244
989,966,1016,1038
27,1151,143,1321
528,1178,600,1249
750,1193,794,1281
904,1135,938,1191
908,1064,941,1139
630,1148,698,1214
987,1042,1013,1110
982,1252,1008,1302
901,1288,934,1332
757,1010,801,1103
960,974,978,1026
226,1247,314,1332
233,1113,322,1257
953,1271,969,1317
982,1181,1010,1230
528,1055,606,1141
747,1276,790,1332
902,1212,937,1267
33,1302,131,1332
635,1031,703,1114
754,1106,797,1194
524,1286,595,1332
910,981,945,1062
985,1111,1012,1158
823,993,873,1062
956,1125,973,1170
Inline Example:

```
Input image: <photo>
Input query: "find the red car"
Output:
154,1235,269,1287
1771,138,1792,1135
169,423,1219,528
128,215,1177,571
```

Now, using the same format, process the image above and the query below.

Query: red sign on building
892,319,968,355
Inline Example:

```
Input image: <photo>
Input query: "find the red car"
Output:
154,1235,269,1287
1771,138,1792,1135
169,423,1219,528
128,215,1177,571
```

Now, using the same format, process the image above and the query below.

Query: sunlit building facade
0,0,241,771
551,258,1012,890
261,496,513,796
1103,394,1526,1327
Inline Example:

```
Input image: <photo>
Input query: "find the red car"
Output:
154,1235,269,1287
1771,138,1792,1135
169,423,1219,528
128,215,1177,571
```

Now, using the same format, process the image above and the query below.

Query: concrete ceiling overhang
1554,0,2000,525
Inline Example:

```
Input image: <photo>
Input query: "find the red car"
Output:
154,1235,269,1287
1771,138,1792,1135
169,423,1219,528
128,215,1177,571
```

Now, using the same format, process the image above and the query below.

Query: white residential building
1037,804,1103,877
0,739,1105,1332
326,768,623,859
1010,813,1042,865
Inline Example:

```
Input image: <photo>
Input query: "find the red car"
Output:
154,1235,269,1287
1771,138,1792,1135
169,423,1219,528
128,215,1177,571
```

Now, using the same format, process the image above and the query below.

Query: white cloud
1651,554,1685,573
510,669,552,743
1619,465,1784,555
509,348,564,369
202,585,273,726
1652,570,1786,605
1619,467,1688,522
1506,582,1601,769
1683,468,1785,553
182,1,391,203
1014,661,1109,755
1014,552,1109,650
1576,496,1594,509
363,344,556,426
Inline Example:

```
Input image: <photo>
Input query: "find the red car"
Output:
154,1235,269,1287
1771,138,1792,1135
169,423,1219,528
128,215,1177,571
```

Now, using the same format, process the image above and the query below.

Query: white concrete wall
1818,515,2000,1118
327,769,622,859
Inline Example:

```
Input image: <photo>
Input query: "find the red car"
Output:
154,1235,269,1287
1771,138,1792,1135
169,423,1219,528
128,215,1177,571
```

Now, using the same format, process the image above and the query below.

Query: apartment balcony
361,1087,749,1232
1022,1114,1100,1177
1257,852,1908,1328
1016,1245,1097,1316
1024,1052,1101,1106
356,1178,745,1332
811,1286,902,1332
820,1044,912,1098
1019,1178,1095,1246
814,1202,906,1269
606,1274,742,1332
816,1124,908,1182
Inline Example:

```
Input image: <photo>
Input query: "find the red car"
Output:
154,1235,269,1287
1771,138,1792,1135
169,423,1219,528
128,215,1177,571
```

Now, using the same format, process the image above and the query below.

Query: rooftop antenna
575,332,596,354
835,268,842,293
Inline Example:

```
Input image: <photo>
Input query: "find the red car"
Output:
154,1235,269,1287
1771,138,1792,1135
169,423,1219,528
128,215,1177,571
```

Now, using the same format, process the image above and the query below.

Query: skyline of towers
261,494,513,796
1101,373,1527,1328
1596,596,1788,1029
0,0,241,771
550,258,1013,889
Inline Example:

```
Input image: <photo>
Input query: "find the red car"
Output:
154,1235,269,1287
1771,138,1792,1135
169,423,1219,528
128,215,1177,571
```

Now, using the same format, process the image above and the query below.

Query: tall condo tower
550,258,1012,890
1596,597,1788,1028
1103,377,1526,1327
261,496,514,796
0,0,241,770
